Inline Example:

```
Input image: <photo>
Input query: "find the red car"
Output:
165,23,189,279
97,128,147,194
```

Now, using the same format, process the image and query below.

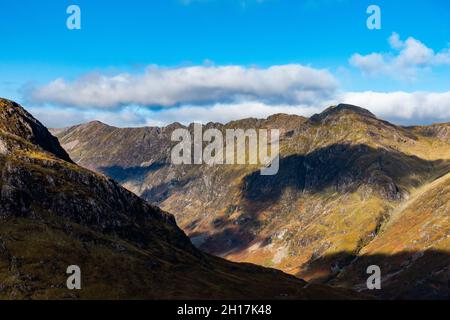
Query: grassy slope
326,172,450,299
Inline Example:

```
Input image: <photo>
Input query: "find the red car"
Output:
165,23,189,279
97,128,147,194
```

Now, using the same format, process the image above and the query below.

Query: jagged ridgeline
54,103,450,299
0,98,364,299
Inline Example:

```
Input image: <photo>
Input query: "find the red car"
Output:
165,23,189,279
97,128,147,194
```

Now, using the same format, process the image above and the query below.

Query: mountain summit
0,98,72,162
309,104,377,123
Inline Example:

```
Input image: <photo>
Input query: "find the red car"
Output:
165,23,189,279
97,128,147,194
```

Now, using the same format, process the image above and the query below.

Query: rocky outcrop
0,98,72,162
410,122,450,143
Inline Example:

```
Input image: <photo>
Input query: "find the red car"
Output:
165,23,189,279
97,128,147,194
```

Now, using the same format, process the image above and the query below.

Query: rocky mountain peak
83,120,110,128
309,103,377,124
0,98,72,162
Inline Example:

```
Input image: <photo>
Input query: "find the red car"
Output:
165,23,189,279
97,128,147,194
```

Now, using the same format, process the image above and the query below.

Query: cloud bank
24,32,450,128
30,90,450,129
28,65,337,109
29,102,323,128
340,91,450,123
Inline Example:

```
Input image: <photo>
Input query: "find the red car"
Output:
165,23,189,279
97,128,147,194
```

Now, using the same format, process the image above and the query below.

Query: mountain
409,122,450,144
0,100,72,163
0,97,362,299
327,171,450,299
53,103,450,299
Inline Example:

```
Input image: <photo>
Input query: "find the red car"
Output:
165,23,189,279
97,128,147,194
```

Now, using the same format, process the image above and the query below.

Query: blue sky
1,0,450,127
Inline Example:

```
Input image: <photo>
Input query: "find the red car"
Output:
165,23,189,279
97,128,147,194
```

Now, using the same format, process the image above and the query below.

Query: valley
0,97,361,299
52,104,450,299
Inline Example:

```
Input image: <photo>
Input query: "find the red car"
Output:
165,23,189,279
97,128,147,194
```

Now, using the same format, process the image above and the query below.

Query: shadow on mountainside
141,178,195,203
192,144,450,258
297,249,450,300
99,162,166,184
241,143,450,214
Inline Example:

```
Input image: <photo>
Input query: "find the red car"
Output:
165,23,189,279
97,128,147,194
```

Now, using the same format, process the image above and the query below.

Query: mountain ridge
0,97,365,299
52,102,450,299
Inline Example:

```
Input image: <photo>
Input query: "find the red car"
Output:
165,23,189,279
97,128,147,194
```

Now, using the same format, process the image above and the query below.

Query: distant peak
335,104,376,116
78,120,110,129
0,98,73,162
62,120,114,132
310,104,376,123
266,113,307,122
88,120,108,126
164,122,186,131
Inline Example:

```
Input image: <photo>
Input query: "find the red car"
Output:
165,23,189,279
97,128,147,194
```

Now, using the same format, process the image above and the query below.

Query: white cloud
31,90,450,129
350,33,450,79
340,91,450,123
29,106,149,129
28,65,338,109
23,59,450,128
31,102,323,128
143,102,322,126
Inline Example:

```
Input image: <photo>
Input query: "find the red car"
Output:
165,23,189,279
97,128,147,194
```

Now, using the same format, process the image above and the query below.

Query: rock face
53,103,450,299
0,98,72,162
0,98,362,299
410,122,450,144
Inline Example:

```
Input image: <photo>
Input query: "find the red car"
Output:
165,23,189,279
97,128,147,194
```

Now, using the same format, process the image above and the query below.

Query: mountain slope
409,122,450,144
53,103,450,299
326,172,450,299
0,98,360,299
0,99,72,163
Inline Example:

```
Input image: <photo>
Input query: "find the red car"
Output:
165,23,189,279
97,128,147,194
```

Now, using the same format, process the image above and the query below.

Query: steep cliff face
0,98,72,163
0,98,361,299
53,103,450,299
